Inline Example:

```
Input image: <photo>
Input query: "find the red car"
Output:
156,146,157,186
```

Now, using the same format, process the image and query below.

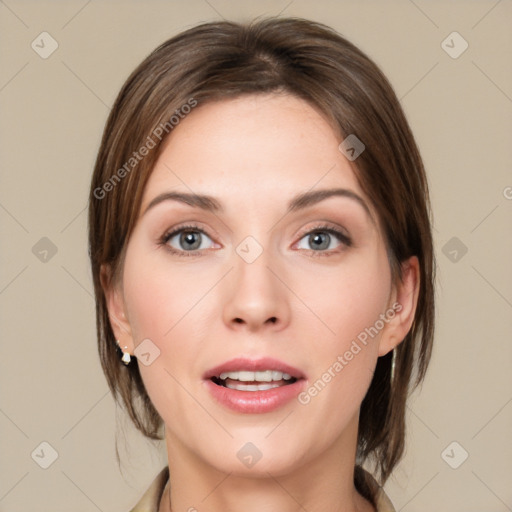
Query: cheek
120,253,202,426
294,249,392,410
297,251,392,353
122,249,201,341
120,240,212,391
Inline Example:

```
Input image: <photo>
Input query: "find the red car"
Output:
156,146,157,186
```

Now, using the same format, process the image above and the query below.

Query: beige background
1,0,511,510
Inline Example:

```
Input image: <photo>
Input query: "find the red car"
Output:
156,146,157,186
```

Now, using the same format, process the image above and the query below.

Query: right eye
160,224,218,257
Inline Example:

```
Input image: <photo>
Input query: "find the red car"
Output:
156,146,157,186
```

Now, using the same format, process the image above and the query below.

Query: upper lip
204,357,305,380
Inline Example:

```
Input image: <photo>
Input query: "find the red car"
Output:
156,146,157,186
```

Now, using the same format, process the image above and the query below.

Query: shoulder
129,466,169,512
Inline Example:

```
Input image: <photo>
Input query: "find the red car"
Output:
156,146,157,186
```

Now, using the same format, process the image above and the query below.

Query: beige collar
129,465,396,512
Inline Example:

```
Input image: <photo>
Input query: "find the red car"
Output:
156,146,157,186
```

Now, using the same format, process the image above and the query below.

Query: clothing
129,465,396,512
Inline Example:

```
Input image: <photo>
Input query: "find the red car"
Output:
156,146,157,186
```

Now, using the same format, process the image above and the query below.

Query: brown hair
88,17,435,504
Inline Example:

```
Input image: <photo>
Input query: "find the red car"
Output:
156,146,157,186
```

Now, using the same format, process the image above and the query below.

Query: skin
102,93,419,512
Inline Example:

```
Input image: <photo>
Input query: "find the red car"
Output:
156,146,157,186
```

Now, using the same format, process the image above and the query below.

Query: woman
88,17,435,512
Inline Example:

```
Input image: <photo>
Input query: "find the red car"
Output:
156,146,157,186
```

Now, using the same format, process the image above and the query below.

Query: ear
100,263,134,356
378,256,420,356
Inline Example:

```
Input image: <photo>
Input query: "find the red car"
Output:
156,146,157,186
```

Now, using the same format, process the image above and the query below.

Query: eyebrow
142,188,373,220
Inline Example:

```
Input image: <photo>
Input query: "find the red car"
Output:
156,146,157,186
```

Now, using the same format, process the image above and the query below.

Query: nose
222,245,291,333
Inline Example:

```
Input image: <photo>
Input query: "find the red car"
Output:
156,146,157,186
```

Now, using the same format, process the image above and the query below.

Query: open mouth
204,358,306,413
211,370,298,391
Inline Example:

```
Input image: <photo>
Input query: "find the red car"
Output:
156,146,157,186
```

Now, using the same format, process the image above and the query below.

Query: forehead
140,93,367,215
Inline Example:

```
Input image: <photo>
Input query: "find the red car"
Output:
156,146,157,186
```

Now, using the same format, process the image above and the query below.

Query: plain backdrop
0,1,511,511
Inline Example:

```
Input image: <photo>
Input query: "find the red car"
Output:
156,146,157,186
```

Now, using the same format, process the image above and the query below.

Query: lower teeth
211,376,297,391
225,381,283,391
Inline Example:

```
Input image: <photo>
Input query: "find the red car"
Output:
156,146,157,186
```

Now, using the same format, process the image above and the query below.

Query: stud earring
116,340,132,365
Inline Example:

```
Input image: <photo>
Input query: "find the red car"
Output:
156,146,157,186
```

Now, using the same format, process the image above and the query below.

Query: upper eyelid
163,222,216,239
295,221,350,238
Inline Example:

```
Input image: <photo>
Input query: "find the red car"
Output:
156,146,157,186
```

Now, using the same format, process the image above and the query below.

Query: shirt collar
129,465,396,512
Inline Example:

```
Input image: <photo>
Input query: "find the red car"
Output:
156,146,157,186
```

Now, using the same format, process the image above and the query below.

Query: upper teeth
218,370,293,382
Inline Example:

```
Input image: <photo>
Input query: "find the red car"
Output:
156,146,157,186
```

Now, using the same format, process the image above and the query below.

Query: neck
159,416,375,512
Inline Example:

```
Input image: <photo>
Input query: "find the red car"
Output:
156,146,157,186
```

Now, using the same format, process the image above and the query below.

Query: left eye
296,229,348,252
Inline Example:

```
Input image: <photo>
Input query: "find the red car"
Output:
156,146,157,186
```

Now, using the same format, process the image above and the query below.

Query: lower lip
204,379,306,414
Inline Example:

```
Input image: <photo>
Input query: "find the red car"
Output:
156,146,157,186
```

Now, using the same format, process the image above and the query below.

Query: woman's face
106,93,416,476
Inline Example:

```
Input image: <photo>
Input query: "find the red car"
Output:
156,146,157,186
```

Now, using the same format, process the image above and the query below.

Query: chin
192,433,310,478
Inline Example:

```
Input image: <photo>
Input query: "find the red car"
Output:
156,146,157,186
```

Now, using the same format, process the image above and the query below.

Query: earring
116,340,131,365
390,348,397,384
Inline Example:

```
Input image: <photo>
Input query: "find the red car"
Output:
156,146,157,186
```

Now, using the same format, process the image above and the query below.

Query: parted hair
88,17,435,506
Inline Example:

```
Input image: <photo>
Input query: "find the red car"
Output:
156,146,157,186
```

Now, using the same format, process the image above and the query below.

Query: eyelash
158,223,352,258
